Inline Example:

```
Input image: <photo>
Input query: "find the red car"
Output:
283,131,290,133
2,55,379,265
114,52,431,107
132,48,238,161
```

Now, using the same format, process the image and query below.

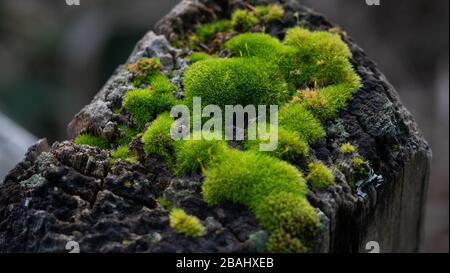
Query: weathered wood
0,0,431,253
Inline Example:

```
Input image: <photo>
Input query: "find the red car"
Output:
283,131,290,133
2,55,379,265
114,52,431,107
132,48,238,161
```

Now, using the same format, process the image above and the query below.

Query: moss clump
116,126,139,146
157,197,174,211
202,149,307,210
352,156,368,176
255,192,320,243
266,229,308,253
149,74,178,94
340,143,357,154
306,162,335,190
225,33,283,58
187,52,214,64
126,57,163,86
74,134,108,149
123,88,175,130
110,145,138,165
283,27,358,87
141,113,175,163
245,126,308,163
225,29,361,90
231,9,259,31
279,102,326,144
169,208,205,238
255,4,285,23
196,20,231,43
175,132,227,176
183,57,288,108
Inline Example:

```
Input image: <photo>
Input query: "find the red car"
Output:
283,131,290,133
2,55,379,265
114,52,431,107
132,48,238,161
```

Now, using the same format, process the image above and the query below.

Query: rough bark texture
0,0,431,253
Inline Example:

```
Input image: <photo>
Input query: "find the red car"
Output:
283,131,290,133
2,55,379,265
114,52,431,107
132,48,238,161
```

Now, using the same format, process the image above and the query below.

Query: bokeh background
0,0,448,252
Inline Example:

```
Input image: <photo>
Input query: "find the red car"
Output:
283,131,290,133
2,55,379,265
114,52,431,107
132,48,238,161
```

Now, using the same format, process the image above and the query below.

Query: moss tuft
225,33,283,58
255,192,320,242
126,57,163,86
245,126,308,163
157,197,174,211
279,102,326,144
306,162,335,190
169,208,205,237
175,131,227,176
340,143,357,154
282,27,358,87
116,126,139,146
74,134,108,149
141,113,175,163
197,20,232,43
149,74,178,94
123,89,176,130
187,52,214,64
202,149,307,210
266,229,308,253
183,57,289,108
110,145,138,165
255,4,285,23
231,9,259,31
352,156,368,176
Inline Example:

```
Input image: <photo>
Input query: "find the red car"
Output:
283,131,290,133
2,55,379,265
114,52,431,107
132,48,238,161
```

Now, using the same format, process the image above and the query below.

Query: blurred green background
0,0,447,252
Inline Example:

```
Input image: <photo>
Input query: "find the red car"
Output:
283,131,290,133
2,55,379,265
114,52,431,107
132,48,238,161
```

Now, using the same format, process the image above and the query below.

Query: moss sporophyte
83,5,362,252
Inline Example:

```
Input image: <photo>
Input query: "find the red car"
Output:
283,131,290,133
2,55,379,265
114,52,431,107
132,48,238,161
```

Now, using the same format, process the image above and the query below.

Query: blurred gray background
0,0,448,252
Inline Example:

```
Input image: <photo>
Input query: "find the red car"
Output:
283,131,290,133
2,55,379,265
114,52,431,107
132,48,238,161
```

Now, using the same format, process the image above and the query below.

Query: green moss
352,156,368,176
225,28,361,90
175,131,227,176
340,143,357,154
74,134,108,149
225,33,283,58
123,89,176,130
188,34,201,50
279,102,326,144
196,20,232,43
255,4,285,23
149,74,177,94
169,208,205,237
245,126,308,163
266,229,308,253
157,197,174,211
110,145,138,165
187,52,214,64
255,192,320,242
141,113,175,163
126,57,163,86
116,125,139,146
306,162,335,190
231,9,259,31
282,27,358,87
183,57,289,108
202,149,307,210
